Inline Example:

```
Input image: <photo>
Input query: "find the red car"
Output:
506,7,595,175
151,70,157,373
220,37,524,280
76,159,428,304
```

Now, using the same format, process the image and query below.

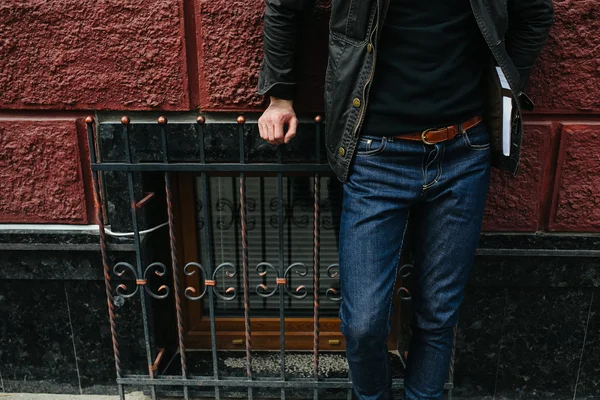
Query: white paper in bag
502,97,513,156
495,67,512,157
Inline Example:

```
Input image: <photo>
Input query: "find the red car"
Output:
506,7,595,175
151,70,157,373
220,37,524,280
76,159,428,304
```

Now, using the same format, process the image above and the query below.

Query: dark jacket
257,0,554,182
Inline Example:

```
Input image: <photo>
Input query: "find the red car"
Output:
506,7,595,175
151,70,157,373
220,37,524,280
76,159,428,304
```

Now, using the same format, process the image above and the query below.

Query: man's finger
258,120,266,140
274,120,285,145
284,116,298,144
267,122,275,143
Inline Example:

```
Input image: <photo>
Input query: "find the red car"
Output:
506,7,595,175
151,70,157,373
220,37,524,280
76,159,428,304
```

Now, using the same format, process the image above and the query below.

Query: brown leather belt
393,115,483,144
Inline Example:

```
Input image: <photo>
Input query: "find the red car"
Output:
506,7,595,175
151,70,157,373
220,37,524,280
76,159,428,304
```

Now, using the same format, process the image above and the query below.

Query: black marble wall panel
453,249,600,399
0,230,157,395
0,278,152,395
65,280,118,395
0,232,136,281
572,289,599,399
0,280,80,394
494,288,590,398
508,258,600,289
1,228,600,398
0,247,139,281
97,122,327,165
470,256,600,289
66,280,147,394
453,287,507,398
0,250,103,281
477,234,600,251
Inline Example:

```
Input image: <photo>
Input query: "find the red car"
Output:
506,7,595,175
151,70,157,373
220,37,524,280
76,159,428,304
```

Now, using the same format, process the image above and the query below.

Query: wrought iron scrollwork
319,199,337,230
256,262,279,298
326,264,342,302
216,198,237,230
267,196,339,230
216,198,256,231
283,262,308,299
245,198,257,230
183,262,208,300
184,261,238,301
112,261,170,300
113,262,138,298
396,263,414,301
255,261,309,299
143,262,170,299
212,262,237,301
269,198,311,229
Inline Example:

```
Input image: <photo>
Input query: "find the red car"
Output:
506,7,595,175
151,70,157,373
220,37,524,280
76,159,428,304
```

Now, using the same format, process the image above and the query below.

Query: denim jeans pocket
355,135,387,156
461,123,490,151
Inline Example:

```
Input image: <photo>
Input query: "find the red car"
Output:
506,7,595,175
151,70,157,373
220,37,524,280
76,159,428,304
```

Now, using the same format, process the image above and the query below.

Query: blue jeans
339,121,492,400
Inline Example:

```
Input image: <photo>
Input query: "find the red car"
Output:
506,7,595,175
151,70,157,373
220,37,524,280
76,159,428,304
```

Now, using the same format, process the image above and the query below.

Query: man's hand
258,96,299,145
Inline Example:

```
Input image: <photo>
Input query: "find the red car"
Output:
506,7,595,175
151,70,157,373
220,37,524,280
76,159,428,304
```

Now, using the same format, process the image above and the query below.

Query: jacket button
367,43,373,53
352,98,361,108
338,147,346,157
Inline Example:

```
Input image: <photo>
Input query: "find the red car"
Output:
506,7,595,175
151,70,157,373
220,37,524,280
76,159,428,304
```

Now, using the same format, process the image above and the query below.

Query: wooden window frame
173,173,404,351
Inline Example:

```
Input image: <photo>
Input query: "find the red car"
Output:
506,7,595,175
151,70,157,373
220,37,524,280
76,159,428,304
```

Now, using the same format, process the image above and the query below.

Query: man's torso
361,0,490,137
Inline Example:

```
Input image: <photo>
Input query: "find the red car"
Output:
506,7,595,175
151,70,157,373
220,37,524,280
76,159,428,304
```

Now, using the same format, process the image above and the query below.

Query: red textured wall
482,123,556,232
0,0,190,111
0,118,92,224
549,124,600,232
0,0,599,231
194,0,330,111
527,1,600,112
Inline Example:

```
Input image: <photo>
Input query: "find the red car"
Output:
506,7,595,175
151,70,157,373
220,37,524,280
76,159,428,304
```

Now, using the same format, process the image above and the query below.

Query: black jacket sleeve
506,0,554,92
256,0,316,100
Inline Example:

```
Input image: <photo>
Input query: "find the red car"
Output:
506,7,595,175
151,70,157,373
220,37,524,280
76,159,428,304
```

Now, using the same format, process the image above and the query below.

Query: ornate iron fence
84,114,455,400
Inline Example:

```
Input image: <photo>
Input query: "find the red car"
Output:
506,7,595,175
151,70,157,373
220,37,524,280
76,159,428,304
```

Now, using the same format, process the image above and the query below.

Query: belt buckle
421,128,435,145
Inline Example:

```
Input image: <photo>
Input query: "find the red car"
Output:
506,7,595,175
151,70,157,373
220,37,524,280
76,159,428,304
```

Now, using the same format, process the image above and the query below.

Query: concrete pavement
0,394,149,400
